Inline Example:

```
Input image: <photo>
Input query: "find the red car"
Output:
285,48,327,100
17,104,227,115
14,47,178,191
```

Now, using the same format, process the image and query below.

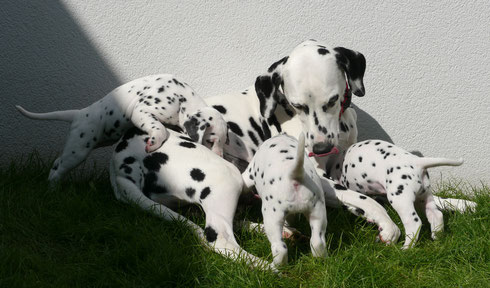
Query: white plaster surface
1,1,488,185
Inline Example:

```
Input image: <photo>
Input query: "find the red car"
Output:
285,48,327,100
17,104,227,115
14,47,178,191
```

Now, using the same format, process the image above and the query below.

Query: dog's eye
322,94,340,111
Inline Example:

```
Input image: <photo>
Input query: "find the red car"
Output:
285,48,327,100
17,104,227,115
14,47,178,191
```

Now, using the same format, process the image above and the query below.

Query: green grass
1,152,489,287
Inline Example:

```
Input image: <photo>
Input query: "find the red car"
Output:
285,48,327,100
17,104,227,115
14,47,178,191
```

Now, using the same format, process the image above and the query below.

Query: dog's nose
312,142,335,154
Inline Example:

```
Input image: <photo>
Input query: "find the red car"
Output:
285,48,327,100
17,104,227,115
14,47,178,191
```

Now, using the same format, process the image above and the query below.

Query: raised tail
15,105,77,122
415,157,464,169
290,133,306,182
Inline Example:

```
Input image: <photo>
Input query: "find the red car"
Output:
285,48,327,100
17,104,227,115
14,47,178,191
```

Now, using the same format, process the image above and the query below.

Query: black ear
183,117,200,142
255,57,288,119
255,71,284,118
334,47,366,97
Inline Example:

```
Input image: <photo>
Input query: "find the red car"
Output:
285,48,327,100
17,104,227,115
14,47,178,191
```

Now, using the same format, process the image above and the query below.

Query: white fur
242,134,327,266
16,74,227,181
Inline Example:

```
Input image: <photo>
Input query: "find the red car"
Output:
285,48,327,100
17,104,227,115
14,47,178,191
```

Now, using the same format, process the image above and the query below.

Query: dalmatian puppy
339,140,465,248
242,133,327,266
110,126,274,271
16,74,228,181
205,40,401,244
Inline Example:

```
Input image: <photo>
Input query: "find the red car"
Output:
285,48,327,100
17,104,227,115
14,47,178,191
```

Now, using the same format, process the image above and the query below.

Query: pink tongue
308,146,340,158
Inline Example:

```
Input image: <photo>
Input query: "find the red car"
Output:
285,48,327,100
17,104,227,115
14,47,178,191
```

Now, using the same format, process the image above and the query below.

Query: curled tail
290,133,306,182
415,157,464,169
15,105,77,122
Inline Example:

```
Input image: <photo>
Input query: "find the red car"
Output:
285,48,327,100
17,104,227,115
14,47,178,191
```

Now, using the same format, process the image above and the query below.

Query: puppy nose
312,142,335,154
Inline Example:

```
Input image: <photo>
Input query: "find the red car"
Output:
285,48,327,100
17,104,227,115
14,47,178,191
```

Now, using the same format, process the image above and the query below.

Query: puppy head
183,107,228,157
255,40,366,155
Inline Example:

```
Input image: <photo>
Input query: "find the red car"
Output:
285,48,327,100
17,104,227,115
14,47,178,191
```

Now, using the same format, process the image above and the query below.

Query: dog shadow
1,1,121,168
352,104,394,144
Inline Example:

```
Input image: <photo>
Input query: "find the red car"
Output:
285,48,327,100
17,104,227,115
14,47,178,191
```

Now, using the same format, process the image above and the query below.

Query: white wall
2,1,489,185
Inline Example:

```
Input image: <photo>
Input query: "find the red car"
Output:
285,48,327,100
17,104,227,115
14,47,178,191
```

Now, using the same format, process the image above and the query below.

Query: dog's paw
376,222,401,245
145,132,167,153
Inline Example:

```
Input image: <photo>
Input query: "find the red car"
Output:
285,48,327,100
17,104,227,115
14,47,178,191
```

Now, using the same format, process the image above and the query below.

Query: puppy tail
15,105,77,122
416,157,464,169
290,133,306,182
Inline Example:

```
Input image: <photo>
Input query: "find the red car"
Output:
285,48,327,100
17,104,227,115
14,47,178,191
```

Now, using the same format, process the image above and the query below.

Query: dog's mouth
308,146,339,158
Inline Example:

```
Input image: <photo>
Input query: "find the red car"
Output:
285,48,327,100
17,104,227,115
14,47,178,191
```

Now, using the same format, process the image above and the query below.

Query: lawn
1,153,488,287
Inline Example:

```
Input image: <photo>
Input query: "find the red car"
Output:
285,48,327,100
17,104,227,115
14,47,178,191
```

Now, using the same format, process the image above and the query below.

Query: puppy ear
255,57,288,119
334,47,366,97
183,117,200,142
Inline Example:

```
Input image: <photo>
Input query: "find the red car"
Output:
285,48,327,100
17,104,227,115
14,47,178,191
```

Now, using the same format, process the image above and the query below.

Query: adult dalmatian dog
16,74,228,182
205,40,402,244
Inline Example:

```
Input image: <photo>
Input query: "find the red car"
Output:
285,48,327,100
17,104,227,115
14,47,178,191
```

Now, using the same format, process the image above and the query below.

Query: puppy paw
145,133,167,152
376,222,401,245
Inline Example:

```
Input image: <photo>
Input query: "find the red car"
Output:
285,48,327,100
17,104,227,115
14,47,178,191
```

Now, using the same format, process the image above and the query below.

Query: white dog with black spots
16,74,228,181
110,126,274,270
242,133,327,266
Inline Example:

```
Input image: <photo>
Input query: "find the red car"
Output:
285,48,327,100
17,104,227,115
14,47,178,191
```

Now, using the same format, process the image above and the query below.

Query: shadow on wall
352,104,393,144
0,1,395,170
0,1,121,168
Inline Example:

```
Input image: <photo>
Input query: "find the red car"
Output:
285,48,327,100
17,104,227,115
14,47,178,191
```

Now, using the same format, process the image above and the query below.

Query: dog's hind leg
114,176,206,240
416,192,444,240
432,195,477,213
202,190,275,271
321,177,401,244
48,119,99,182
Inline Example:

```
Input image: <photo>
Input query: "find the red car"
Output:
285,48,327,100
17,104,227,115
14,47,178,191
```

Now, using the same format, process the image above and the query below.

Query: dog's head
183,107,229,157
255,40,366,155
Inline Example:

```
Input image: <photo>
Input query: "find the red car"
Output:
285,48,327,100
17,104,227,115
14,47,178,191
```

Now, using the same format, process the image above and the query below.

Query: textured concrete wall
2,1,488,184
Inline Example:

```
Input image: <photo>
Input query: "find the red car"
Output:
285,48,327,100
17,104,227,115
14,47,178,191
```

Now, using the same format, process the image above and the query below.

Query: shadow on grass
1,153,488,287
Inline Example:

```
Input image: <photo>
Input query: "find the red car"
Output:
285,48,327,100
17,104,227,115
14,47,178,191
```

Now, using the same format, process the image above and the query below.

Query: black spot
143,152,169,171
115,140,128,153
179,135,194,142
248,131,259,146
360,195,367,199
227,121,243,137
80,133,84,138
261,119,272,140
212,105,227,114
119,164,132,174
142,172,167,197
204,227,218,242
269,144,276,148
179,141,196,148
279,150,288,153
249,117,266,141
414,218,419,222
190,168,206,181
318,48,329,55
124,157,135,164
267,56,289,73
358,156,363,162
186,187,196,198
334,184,347,190
340,122,349,132
200,187,211,200
355,208,365,215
